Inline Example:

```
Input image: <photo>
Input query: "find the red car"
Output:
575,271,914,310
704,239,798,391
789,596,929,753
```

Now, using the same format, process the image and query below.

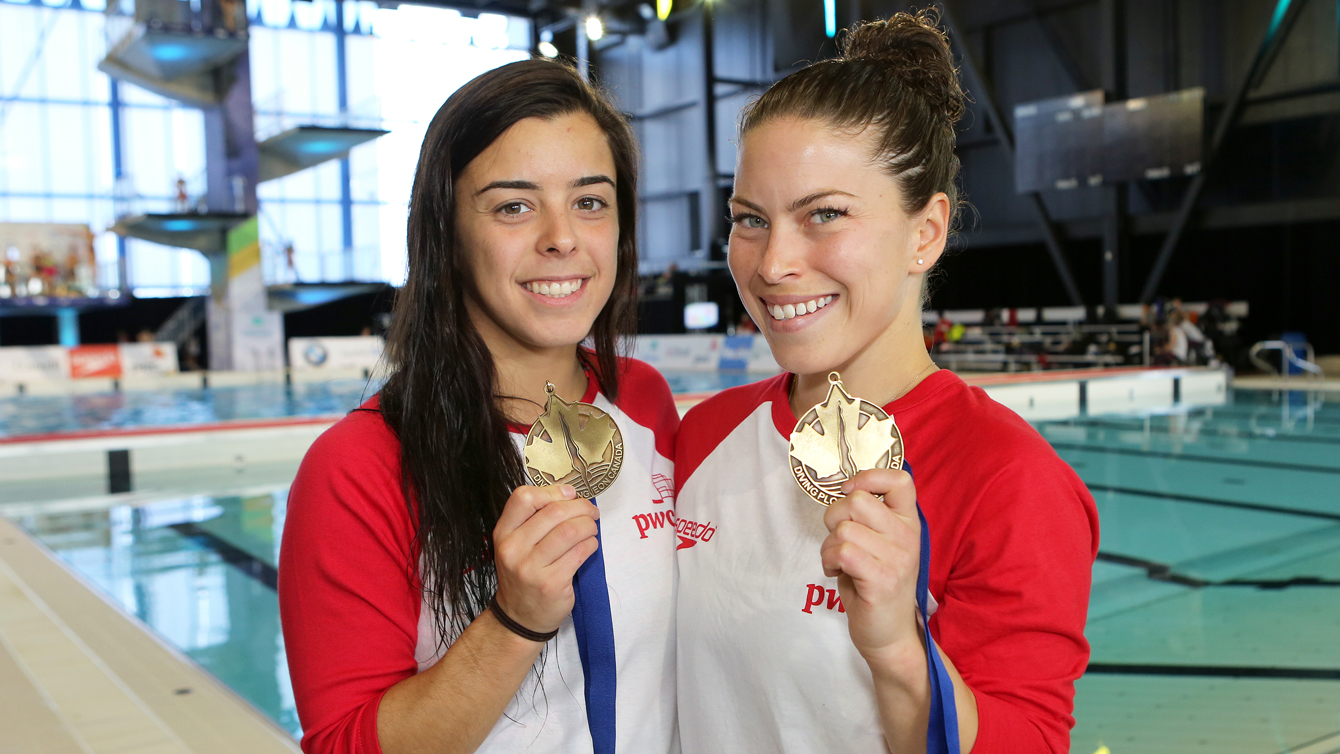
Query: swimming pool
4,382,1338,752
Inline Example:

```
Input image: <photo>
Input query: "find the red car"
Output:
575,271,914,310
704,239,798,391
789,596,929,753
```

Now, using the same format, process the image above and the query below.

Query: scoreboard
1014,87,1204,193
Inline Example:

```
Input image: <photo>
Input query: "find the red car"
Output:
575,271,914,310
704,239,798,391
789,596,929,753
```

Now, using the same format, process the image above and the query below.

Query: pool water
0,372,760,438
6,386,1339,752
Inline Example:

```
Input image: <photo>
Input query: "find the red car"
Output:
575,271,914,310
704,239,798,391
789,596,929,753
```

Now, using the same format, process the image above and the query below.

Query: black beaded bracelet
488,595,559,643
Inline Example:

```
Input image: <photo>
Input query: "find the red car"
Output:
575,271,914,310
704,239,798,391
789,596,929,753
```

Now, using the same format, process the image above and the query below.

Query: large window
0,0,531,296
0,2,122,290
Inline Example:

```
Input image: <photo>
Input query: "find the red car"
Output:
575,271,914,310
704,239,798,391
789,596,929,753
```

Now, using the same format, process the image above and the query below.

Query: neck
469,307,588,427
790,297,937,416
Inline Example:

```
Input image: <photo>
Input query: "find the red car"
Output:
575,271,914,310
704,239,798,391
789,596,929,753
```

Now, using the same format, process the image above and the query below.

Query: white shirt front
416,391,680,754
676,402,914,754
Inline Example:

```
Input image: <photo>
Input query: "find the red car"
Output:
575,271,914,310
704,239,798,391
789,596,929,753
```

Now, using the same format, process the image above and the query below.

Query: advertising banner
119,342,180,376
0,343,178,382
0,345,69,382
288,336,385,372
68,344,122,378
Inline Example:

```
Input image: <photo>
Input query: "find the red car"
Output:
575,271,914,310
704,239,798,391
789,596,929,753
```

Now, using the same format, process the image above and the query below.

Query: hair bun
840,10,965,124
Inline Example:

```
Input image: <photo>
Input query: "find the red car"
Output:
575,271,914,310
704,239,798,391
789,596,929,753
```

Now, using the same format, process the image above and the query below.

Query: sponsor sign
68,344,122,378
287,335,385,372
0,345,69,382
633,334,781,373
119,342,180,376
0,342,178,382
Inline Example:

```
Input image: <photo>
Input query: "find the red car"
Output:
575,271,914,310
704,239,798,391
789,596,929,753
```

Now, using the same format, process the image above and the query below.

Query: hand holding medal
792,372,924,658
489,382,623,642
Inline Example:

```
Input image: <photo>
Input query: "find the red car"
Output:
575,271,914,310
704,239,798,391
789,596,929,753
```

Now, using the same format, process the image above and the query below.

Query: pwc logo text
801,583,845,614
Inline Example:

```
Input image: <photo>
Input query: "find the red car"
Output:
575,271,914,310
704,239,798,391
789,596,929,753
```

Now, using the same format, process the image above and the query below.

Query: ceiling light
656,0,671,21
585,15,604,41
538,40,559,58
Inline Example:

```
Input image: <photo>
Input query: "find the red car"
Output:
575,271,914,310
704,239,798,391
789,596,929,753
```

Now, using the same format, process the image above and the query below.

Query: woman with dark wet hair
280,59,679,754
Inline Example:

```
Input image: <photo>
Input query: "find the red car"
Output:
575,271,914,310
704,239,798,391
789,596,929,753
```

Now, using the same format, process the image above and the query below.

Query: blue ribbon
570,501,617,754
905,463,960,754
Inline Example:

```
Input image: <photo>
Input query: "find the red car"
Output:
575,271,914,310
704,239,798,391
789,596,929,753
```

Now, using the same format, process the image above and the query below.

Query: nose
755,227,803,285
537,207,578,257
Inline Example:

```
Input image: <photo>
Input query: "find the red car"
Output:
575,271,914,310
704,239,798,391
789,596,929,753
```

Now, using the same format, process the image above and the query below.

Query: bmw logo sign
303,342,329,366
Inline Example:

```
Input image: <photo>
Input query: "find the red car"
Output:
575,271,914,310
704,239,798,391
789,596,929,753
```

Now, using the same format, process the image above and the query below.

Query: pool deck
0,515,300,754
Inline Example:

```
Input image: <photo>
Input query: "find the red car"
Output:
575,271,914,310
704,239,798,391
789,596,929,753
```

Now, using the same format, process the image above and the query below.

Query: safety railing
1248,340,1323,377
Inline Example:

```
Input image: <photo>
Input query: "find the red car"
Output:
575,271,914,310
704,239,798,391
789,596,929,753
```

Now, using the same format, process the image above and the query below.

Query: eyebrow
474,175,615,196
786,189,856,212
728,190,856,214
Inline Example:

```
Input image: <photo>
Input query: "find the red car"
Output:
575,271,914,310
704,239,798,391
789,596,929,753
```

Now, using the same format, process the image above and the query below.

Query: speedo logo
674,516,715,550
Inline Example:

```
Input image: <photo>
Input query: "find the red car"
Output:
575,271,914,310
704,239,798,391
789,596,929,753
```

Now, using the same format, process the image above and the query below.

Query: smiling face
455,111,619,358
728,116,948,377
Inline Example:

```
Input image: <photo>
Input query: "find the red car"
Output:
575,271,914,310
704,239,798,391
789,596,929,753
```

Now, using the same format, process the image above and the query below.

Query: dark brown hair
740,9,965,228
378,58,639,648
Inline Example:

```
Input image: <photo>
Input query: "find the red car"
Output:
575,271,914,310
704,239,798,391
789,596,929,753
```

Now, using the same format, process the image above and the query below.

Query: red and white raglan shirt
674,369,1099,754
279,358,680,754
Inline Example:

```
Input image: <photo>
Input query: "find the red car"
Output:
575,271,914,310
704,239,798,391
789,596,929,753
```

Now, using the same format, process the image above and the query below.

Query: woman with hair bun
279,59,680,754
674,11,1098,753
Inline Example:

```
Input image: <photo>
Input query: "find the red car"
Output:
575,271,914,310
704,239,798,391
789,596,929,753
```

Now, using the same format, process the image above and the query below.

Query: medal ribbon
906,463,960,754
570,503,617,754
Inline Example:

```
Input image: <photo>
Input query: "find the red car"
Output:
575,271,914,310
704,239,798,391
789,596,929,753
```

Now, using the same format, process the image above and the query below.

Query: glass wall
0,0,531,296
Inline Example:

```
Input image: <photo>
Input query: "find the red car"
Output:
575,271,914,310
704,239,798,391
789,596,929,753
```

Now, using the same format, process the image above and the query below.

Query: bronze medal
788,371,904,506
523,382,624,498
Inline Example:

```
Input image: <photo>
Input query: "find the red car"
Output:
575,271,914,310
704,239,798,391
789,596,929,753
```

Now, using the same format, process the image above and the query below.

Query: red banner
68,345,123,379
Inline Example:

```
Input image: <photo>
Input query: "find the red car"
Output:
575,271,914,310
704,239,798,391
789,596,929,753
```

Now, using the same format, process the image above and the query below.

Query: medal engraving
524,382,624,498
788,372,904,506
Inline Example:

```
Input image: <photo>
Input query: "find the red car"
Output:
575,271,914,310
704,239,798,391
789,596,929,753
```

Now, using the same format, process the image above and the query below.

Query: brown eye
576,197,607,211
500,202,530,216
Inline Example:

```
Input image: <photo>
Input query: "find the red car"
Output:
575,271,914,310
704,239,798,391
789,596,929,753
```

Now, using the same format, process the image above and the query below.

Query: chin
766,341,845,377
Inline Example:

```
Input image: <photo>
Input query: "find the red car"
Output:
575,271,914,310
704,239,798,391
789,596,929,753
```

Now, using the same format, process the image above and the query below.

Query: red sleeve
613,357,680,461
278,408,421,754
933,455,1099,754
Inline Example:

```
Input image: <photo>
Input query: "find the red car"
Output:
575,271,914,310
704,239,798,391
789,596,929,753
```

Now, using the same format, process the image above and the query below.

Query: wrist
861,626,929,689
488,594,560,644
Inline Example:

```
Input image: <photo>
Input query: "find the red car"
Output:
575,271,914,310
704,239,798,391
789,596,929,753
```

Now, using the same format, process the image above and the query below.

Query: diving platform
97,0,248,107
258,126,391,183
266,282,387,314
111,213,250,255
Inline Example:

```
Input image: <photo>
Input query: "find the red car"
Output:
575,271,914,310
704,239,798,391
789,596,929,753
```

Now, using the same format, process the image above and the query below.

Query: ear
907,192,951,274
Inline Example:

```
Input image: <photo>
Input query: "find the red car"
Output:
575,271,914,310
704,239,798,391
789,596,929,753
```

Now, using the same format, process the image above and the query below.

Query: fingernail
841,481,853,494
560,485,576,498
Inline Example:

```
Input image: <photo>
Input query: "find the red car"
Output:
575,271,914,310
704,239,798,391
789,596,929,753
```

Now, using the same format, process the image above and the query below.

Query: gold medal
523,382,624,498
788,372,904,506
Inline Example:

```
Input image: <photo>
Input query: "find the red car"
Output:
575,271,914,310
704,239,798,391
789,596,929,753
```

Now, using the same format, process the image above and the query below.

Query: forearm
376,609,544,754
868,638,979,754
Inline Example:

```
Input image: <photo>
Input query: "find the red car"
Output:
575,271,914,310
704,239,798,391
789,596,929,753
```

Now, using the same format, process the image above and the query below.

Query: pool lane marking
168,523,278,591
1056,418,1340,446
1096,551,1340,589
1050,442,1340,474
1085,484,1340,522
1281,730,1340,754
1084,663,1340,680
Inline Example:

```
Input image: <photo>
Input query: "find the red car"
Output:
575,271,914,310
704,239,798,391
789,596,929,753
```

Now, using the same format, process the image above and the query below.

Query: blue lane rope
905,463,961,754
570,504,617,754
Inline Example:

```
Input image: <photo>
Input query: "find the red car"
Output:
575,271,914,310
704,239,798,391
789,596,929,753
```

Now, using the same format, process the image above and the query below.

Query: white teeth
525,279,584,298
766,295,835,321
